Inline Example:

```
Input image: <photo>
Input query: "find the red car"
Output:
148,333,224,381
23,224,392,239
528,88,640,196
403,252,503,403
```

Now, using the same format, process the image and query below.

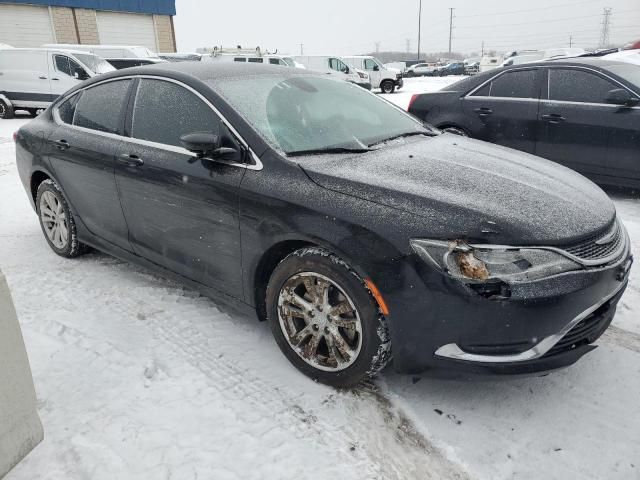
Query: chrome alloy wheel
277,272,363,372
39,191,69,249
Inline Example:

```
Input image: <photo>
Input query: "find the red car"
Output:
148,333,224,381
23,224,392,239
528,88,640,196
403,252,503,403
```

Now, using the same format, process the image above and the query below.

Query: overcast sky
173,0,639,56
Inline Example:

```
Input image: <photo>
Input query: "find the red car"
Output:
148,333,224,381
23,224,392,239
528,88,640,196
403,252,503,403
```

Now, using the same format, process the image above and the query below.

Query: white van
204,53,303,68
42,44,165,69
293,55,371,90
0,48,114,119
341,56,403,93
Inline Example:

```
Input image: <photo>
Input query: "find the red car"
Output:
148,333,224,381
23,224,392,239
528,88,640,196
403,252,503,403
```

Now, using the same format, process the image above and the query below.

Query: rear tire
36,179,87,258
0,99,14,119
266,247,391,387
380,80,395,94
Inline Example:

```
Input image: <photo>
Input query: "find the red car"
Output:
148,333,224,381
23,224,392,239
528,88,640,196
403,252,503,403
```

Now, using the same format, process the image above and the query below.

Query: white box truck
292,55,371,90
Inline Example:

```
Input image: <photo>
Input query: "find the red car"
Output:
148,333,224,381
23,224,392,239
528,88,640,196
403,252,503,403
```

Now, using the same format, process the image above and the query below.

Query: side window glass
131,79,222,148
57,92,81,124
549,69,617,104
234,57,246,62
364,59,374,70
54,55,72,76
472,70,537,98
73,79,131,134
248,57,263,63
269,58,281,65
329,58,338,70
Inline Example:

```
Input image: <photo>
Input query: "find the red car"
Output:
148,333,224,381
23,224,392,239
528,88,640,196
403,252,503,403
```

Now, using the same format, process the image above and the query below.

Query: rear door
536,67,620,178
462,68,541,153
114,77,246,296
47,79,132,250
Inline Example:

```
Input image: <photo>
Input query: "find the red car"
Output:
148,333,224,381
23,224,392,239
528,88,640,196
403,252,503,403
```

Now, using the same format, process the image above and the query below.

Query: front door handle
118,154,144,167
54,139,70,150
474,107,493,117
38,75,48,80
541,114,566,124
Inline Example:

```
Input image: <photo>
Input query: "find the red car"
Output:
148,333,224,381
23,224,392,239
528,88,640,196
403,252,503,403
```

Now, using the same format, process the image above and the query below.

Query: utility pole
406,38,411,55
417,0,422,60
299,43,304,55
481,41,485,56
599,8,612,49
448,7,455,54
569,35,573,48
375,41,381,54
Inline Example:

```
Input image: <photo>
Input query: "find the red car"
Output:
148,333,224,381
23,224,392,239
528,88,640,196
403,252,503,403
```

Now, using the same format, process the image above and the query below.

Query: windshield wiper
368,131,434,148
286,147,372,157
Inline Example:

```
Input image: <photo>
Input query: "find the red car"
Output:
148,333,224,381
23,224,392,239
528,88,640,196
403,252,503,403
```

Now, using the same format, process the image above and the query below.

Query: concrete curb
0,269,43,478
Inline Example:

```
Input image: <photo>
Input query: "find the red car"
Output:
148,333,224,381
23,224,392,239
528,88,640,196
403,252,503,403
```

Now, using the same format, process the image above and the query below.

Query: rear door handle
474,107,493,117
118,154,144,167
38,75,48,80
541,114,566,124
54,139,70,150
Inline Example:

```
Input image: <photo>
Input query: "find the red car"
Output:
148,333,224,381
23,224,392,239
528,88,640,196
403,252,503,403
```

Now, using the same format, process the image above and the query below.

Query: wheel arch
436,123,470,136
30,170,52,204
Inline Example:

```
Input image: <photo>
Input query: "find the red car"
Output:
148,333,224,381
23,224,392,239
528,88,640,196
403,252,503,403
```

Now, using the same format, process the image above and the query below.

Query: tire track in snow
603,325,640,354
8,252,467,480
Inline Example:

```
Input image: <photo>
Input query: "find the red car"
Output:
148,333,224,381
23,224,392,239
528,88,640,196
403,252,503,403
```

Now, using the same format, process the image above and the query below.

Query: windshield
74,53,115,74
213,75,428,154
607,64,640,89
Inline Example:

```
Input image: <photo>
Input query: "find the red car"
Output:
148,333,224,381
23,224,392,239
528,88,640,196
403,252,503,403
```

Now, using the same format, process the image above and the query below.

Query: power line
456,0,608,19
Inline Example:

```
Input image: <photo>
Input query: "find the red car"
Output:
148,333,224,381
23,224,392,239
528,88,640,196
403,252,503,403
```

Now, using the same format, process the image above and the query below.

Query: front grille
563,220,623,261
547,296,617,356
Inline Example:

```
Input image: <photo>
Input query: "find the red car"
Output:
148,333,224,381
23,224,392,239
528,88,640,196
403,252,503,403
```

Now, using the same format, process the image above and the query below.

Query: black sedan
15,63,632,386
408,58,640,189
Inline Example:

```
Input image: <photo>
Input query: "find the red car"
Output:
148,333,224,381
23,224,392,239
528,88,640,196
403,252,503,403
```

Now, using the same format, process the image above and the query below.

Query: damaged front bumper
386,220,633,376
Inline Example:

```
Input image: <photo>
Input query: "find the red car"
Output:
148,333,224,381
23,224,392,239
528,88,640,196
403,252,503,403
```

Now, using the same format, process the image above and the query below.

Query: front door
462,68,541,154
46,79,132,250
48,53,84,97
363,58,382,88
536,67,620,179
114,78,246,297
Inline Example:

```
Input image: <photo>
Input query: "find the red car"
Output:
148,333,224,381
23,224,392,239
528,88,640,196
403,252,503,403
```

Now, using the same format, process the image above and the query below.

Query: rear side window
269,58,282,65
234,57,246,62
131,79,221,148
73,80,131,134
548,69,618,104
57,92,81,124
248,58,263,63
474,70,538,98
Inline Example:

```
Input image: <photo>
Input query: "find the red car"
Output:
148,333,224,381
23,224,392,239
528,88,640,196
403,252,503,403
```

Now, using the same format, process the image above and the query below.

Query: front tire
266,247,391,387
0,99,14,119
36,179,87,258
380,80,395,94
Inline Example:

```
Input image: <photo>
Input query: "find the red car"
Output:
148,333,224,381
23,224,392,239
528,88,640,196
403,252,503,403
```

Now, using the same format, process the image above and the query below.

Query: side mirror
373,65,380,71
606,88,639,107
180,132,241,161
73,68,89,80
342,66,350,74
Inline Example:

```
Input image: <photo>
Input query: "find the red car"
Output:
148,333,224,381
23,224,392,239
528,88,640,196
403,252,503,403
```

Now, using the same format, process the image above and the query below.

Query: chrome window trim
52,74,263,171
435,278,628,363
465,66,540,100
545,64,640,102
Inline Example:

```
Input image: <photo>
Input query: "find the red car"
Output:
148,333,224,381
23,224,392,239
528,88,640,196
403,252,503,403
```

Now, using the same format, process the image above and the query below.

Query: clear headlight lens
410,239,582,283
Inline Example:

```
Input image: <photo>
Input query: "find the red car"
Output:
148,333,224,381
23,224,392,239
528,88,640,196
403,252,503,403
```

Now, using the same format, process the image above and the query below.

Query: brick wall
74,8,99,44
153,15,176,53
49,7,78,43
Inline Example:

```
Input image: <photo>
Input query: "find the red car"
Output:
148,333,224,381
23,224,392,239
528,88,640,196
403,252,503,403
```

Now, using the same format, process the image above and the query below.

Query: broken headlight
410,239,582,283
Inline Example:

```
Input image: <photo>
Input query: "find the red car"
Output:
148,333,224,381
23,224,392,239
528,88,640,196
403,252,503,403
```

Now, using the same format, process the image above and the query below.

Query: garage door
97,12,158,52
0,4,55,47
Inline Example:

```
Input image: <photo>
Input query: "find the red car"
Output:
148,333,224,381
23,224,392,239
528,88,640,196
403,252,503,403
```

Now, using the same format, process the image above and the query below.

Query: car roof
0,47,98,56
513,57,636,69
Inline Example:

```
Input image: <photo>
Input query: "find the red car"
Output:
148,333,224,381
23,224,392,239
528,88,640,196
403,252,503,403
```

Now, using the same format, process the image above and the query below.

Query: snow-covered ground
1,77,639,480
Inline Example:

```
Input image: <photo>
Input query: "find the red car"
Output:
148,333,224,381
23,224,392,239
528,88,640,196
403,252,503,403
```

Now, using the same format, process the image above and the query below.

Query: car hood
297,135,616,245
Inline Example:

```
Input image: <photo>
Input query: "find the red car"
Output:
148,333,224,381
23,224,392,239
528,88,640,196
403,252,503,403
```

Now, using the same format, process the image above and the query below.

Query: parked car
0,47,114,119
42,44,166,70
436,62,465,76
405,62,438,77
408,59,640,189
15,63,632,386
464,58,480,75
342,56,403,93
604,49,640,65
623,39,640,50
293,55,371,89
